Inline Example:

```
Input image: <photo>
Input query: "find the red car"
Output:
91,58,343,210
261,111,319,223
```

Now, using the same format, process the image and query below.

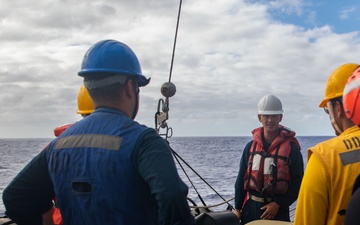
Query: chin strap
131,81,139,120
131,96,139,120
328,102,342,134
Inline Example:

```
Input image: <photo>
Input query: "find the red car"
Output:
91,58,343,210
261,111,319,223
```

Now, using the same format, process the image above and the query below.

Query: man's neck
263,130,278,143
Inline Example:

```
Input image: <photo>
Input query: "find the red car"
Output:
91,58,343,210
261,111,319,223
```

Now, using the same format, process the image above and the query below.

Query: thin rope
172,147,209,207
189,197,235,209
170,147,234,209
168,0,183,82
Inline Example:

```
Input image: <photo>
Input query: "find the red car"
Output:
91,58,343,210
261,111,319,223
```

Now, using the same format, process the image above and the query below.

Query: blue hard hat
78,39,150,87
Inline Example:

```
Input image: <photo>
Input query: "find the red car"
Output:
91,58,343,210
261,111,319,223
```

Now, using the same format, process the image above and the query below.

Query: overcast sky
0,0,359,138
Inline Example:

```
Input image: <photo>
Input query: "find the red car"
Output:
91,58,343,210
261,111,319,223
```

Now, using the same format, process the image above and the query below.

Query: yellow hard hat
77,84,94,115
319,63,359,107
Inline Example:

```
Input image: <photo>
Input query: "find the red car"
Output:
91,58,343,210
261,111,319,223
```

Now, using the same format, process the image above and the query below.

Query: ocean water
0,136,332,218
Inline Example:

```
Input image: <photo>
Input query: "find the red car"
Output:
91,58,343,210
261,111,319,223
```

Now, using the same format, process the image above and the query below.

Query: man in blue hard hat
3,39,196,225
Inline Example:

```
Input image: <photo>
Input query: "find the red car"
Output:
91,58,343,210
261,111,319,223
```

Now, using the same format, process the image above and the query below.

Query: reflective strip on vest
252,154,261,170
54,134,122,151
340,149,360,166
264,157,274,175
252,155,274,175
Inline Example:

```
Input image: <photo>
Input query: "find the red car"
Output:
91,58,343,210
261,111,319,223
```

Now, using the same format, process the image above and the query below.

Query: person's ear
336,101,345,118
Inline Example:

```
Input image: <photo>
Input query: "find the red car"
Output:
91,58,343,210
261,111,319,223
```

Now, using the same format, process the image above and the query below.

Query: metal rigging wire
155,0,234,210
168,0,183,83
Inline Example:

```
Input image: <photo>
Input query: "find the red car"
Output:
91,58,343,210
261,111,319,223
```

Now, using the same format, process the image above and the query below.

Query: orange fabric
51,122,71,224
244,126,298,194
52,207,63,225
53,123,72,137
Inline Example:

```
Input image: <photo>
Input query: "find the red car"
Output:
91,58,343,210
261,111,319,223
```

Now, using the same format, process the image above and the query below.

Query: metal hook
155,97,173,139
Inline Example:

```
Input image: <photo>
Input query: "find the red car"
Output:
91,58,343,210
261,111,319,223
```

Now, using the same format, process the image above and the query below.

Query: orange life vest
53,123,72,137
52,124,72,225
52,205,63,225
244,126,300,195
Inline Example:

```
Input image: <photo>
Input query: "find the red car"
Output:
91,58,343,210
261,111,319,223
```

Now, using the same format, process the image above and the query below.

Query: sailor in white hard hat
234,94,304,225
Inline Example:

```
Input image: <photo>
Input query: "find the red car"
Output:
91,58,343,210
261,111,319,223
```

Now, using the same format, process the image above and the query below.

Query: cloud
0,0,359,138
339,6,357,20
267,0,304,15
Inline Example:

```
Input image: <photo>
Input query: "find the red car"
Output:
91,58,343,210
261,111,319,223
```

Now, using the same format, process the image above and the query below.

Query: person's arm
2,149,55,225
273,142,304,208
234,141,252,212
136,130,196,225
293,154,328,225
345,187,360,225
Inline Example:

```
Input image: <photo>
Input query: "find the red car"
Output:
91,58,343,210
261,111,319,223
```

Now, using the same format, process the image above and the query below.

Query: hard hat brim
319,99,327,108
319,94,343,108
258,110,283,115
80,72,150,88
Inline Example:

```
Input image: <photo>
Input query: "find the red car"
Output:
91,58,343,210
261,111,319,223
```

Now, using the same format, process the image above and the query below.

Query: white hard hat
258,94,283,115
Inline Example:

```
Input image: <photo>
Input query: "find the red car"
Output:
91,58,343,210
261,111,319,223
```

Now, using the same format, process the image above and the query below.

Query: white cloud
339,6,357,20
0,0,359,138
267,0,304,15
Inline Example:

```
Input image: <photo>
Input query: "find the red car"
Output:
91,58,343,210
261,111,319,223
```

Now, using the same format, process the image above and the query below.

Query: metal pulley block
155,82,175,139
161,82,176,98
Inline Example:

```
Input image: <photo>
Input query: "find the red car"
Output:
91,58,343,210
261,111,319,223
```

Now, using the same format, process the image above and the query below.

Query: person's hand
233,208,241,220
260,202,279,220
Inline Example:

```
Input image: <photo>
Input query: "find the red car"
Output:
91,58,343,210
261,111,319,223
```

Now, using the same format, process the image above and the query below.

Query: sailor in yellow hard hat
53,84,94,137
76,84,94,117
294,63,360,225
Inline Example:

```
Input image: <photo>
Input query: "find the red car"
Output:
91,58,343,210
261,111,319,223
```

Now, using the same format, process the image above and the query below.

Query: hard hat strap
327,100,342,134
84,75,127,89
131,79,140,120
